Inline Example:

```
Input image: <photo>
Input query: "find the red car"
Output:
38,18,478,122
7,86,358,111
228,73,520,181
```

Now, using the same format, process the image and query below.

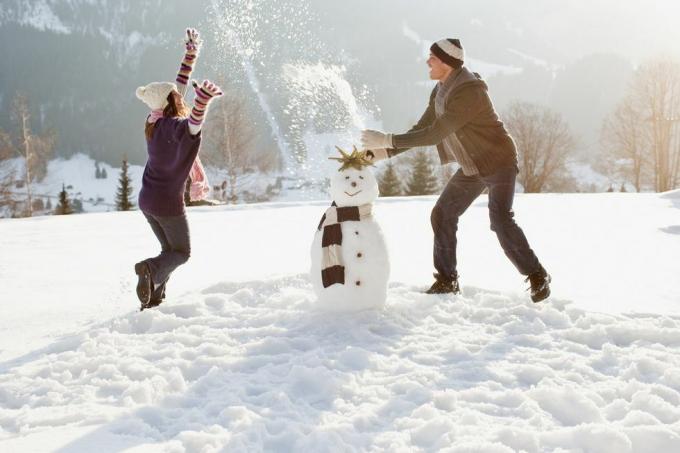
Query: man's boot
526,266,551,303
425,273,461,295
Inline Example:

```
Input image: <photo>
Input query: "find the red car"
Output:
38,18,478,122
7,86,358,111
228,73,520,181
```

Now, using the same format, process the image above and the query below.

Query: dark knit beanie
430,38,465,68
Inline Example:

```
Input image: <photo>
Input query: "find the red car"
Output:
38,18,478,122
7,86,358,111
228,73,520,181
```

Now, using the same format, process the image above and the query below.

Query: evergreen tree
378,161,403,196
101,167,108,179
439,163,456,187
115,158,134,211
405,150,440,196
620,183,627,192
32,198,45,212
95,162,101,179
55,184,73,215
46,197,52,210
72,198,84,213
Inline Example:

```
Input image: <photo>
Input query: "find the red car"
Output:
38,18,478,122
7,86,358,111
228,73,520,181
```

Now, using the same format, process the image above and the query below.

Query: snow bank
661,189,680,199
1,277,679,451
1,186,679,450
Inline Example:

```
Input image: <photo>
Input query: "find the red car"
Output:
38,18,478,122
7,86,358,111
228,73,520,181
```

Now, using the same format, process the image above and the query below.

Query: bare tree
0,129,17,217
0,129,13,161
599,96,650,192
201,81,258,203
30,129,56,182
504,101,577,193
0,169,17,217
10,94,56,216
11,95,34,216
629,58,680,192
601,58,680,192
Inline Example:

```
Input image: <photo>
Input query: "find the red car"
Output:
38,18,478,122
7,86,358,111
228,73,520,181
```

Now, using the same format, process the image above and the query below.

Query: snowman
310,146,390,311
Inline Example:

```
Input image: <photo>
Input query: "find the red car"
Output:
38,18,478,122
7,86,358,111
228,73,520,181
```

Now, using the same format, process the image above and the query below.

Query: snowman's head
329,147,379,207
330,167,379,206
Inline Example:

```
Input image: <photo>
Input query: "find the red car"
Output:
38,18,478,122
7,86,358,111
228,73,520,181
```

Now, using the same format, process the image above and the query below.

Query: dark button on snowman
310,147,390,311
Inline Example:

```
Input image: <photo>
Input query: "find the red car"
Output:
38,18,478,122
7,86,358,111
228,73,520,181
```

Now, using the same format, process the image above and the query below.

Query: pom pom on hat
135,82,178,110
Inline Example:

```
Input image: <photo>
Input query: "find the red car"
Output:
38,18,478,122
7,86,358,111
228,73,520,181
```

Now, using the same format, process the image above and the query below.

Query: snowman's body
310,163,390,312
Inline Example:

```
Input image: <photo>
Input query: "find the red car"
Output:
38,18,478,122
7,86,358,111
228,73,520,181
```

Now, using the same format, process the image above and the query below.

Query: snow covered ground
1,190,679,452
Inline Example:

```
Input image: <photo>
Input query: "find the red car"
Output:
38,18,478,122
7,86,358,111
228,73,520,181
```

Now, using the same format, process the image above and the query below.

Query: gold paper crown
328,146,374,172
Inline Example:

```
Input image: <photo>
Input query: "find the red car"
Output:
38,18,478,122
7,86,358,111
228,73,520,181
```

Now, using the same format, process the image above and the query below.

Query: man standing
361,38,551,302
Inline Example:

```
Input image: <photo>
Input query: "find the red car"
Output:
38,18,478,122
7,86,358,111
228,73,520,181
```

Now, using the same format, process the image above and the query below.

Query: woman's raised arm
175,28,202,97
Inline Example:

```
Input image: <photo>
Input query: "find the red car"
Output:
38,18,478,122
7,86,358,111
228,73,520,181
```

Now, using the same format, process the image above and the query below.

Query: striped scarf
188,156,209,201
317,202,372,288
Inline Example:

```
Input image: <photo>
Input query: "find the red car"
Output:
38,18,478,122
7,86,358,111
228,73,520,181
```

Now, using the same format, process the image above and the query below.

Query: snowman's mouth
344,190,362,197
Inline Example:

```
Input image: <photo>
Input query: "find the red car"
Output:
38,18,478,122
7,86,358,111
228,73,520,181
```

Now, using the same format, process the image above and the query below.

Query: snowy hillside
0,152,347,216
1,154,144,213
2,153,614,218
1,191,679,451
5,0,678,169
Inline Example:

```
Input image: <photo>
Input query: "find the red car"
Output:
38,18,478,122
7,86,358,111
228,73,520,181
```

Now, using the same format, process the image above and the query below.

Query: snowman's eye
345,176,349,179
359,176,364,180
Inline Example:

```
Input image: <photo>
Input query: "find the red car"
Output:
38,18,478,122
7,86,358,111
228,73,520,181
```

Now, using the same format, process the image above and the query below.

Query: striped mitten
188,80,223,132
175,28,202,91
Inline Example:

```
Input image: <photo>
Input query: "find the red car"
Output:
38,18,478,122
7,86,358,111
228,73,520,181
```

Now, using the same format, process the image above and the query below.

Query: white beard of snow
310,165,389,311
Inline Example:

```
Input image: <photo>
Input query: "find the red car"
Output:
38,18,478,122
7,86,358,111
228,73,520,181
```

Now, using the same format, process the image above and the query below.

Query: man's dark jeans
142,212,191,299
431,166,541,280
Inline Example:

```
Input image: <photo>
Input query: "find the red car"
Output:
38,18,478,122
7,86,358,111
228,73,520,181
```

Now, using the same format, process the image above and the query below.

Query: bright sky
515,0,680,62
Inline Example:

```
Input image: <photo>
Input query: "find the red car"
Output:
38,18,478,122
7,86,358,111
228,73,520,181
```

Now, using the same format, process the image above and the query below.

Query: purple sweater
138,117,202,217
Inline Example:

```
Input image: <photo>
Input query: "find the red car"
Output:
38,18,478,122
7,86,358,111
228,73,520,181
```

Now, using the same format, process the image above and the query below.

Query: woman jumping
133,28,222,310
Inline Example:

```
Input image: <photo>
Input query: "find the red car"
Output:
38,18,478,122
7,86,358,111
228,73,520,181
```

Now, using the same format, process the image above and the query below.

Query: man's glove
365,148,390,163
361,129,393,150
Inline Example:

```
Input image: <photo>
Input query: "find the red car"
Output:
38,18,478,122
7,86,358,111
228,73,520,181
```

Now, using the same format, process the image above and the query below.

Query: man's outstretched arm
363,87,483,153
362,88,437,162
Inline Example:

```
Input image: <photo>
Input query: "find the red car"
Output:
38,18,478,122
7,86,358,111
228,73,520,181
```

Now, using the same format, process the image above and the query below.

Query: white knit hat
135,82,178,110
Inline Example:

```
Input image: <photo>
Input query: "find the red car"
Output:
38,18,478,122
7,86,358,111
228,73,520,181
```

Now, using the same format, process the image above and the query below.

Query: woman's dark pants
142,212,191,299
